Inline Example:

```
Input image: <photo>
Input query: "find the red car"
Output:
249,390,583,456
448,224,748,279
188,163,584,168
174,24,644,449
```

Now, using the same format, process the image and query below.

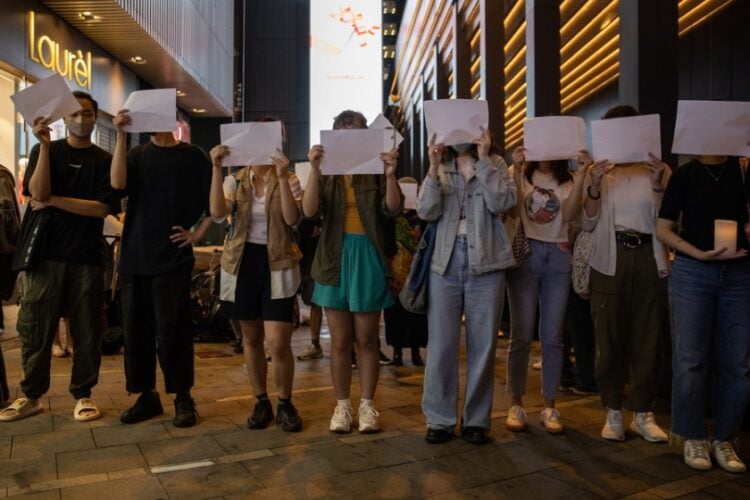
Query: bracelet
587,185,601,200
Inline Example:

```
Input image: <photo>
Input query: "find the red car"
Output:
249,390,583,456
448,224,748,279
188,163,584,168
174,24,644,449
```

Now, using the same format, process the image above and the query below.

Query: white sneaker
358,401,380,433
329,402,352,433
540,408,564,434
629,412,668,443
297,344,323,361
712,441,747,473
601,408,625,441
505,405,527,432
684,440,712,471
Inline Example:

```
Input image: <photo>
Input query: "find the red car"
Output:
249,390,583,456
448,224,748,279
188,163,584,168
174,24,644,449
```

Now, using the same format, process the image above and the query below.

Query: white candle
714,219,737,254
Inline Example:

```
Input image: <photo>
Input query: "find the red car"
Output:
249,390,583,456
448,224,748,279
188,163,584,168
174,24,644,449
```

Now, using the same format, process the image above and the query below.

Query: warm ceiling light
130,56,146,64
176,90,186,97
191,108,207,113
78,11,100,21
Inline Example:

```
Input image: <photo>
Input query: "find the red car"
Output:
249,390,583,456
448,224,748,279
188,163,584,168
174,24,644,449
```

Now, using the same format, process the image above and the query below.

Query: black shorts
220,243,294,323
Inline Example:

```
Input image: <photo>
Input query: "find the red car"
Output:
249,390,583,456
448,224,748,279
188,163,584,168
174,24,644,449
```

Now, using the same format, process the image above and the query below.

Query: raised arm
302,145,323,218
110,109,131,190
209,145,231,219
271,148,301,226
472,128,517,214
28,116,52,201
562,150,592,222
381,149,402,215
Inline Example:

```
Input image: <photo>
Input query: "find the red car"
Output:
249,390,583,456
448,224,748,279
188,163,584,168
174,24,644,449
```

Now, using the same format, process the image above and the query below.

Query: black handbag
398,220,438,314
11,208,50,272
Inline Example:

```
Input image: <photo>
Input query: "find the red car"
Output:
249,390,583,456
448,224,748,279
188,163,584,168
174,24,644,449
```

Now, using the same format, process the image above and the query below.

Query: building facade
389,0,750,179
0,0,234,191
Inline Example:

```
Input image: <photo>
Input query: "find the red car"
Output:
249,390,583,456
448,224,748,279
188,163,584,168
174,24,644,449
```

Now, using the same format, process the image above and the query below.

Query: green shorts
312,233,394,312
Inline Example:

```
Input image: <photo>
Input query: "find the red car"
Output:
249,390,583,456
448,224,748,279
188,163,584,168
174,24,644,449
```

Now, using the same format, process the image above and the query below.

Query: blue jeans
669,256,750,441
507,240,571,401
422,236,505,431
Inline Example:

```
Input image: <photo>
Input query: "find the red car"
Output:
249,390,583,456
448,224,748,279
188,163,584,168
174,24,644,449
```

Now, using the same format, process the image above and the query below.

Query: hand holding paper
591,114,661,164
424,99,489,146
219,122,283,167
121,89,176,133
10,73,82,126
523,116,586,161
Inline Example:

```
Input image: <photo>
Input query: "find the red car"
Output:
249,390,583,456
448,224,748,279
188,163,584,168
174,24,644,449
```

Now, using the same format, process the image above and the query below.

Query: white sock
337,398,351,408
360,398,374,407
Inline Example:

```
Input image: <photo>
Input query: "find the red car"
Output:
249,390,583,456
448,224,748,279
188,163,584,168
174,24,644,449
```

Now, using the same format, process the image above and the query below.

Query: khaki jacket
220,167,302,275
310,175,403,286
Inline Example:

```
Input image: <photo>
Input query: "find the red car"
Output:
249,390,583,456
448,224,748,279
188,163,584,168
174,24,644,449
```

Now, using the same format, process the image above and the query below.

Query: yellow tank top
343,178,365,234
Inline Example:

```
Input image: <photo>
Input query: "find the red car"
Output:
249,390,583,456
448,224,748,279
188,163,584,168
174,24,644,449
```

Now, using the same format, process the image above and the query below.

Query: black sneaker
120,390,164,424
173,398,198,428
425,428,453,444
276,402,303,432
247,399,274,429
379,350,391,365
461,426,490,445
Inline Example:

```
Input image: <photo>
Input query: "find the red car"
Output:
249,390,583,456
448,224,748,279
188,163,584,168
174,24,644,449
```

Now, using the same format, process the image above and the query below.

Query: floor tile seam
637,471,729,499
4,446,278,497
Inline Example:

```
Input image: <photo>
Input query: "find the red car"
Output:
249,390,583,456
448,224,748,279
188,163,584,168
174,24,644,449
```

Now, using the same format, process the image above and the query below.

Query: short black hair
333,110,367,129
603,105,638,119
72,90,98,115
256,114,280,122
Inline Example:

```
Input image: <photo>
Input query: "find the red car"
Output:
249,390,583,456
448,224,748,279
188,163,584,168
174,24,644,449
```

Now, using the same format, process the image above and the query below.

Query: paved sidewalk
0,324,748,499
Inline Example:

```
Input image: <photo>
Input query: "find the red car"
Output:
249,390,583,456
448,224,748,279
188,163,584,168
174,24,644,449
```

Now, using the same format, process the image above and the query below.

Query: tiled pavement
0,319,748,499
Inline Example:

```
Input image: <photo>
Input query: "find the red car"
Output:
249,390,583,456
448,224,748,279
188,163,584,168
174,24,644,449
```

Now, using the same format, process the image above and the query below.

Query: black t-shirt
24,139,113,265
659,157,750,258
119,141,211,275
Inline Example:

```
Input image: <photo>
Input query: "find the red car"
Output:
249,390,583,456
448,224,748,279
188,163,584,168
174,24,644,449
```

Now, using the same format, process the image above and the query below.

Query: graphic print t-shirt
517,169,573,243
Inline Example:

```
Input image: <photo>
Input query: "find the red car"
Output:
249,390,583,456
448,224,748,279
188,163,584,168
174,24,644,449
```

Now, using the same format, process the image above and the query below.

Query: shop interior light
192,108,207,113
176,90,186,97
130,56,147,64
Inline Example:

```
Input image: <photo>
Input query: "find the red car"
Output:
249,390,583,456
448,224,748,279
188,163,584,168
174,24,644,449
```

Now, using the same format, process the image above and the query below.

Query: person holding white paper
209,116,305,433
581,105,671,443
302,110,402,434
656,154,750,473
504,148,587,435
111,107,212,429
418,128,517,445
0,91,113,424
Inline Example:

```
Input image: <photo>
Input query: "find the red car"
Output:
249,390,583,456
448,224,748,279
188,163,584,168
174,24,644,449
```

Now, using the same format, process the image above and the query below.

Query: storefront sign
27,11,92,90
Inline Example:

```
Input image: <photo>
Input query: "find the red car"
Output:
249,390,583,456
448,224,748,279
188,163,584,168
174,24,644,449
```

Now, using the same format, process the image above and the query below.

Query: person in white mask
0,91,114,424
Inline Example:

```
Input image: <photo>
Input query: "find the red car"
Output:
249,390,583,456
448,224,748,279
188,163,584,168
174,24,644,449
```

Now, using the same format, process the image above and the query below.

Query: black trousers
120,263,194,394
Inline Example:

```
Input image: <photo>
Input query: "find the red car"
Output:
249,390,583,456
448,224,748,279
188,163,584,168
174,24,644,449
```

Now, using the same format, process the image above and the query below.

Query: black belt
615,231,652,249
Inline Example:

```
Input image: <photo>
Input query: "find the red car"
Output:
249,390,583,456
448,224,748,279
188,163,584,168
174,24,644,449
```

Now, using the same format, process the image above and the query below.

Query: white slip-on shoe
630,412,668,443
540,407,565,434
601,408,625,441
505,405,527,432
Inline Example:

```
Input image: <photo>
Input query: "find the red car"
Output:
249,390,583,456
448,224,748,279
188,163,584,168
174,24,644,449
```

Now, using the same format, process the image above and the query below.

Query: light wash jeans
669,255,750,441
422,236,505,431
507,240,571,401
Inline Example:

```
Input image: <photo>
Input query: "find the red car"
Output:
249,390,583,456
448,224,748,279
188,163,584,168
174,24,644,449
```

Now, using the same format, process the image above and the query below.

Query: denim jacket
416,154,517,275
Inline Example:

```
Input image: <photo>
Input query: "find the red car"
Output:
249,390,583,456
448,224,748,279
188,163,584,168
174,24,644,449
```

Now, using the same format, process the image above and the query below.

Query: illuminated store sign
28,11,92,90
310,2,382,144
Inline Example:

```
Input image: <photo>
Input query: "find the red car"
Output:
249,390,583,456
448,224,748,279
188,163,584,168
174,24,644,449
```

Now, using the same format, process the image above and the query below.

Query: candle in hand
714,219,737,255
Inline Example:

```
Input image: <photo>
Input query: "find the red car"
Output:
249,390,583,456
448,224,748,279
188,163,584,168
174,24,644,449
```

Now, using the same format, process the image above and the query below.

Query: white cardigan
581,163,671,278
